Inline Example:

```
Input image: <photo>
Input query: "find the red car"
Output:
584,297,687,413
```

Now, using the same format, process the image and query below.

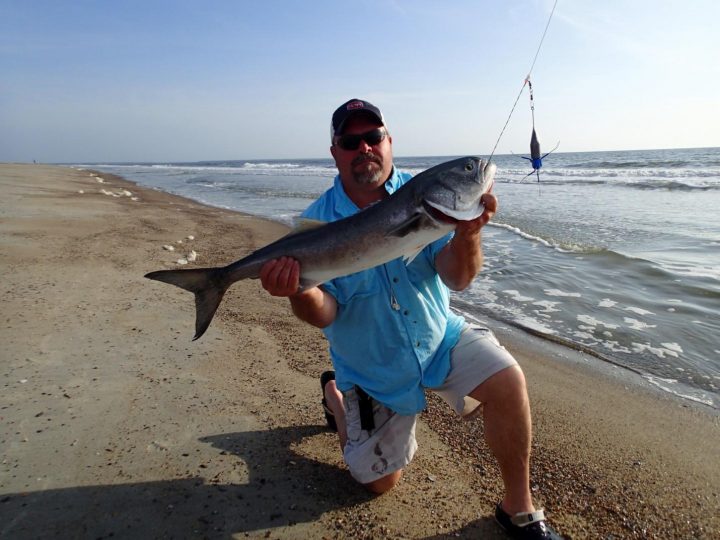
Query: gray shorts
342,323,517,484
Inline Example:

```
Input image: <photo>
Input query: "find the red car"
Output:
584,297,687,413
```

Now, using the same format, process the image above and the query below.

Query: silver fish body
146,156,496,340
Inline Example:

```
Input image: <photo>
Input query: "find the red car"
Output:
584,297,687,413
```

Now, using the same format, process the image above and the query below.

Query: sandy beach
1,163,718,539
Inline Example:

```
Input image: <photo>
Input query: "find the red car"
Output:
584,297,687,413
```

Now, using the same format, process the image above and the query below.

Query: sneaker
495,502,562,539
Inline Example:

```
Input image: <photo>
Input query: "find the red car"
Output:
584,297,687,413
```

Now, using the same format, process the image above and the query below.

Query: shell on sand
162,245,175,252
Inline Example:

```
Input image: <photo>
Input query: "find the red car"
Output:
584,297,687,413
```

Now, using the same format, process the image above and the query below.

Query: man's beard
351,153,385,185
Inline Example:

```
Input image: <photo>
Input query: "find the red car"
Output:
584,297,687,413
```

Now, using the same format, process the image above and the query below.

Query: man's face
331,114,393,189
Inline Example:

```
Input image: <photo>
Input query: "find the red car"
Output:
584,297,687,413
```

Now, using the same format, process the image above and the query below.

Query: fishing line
487,0,558,162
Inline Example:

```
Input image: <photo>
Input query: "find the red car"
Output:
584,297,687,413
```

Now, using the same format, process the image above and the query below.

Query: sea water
76,147,720,409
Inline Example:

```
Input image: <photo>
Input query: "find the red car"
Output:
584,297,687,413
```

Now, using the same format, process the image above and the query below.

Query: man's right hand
259,256,301,297
259,257,338,328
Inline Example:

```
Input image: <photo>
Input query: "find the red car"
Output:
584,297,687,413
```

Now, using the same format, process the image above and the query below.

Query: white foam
601,341,632,354
643,376,715,407
532,300,561,313
624,306,655,316
661,342,684,354
489,223,580,253
545,289,581,298
624,317,657,330
577,314,618,329
598,298,617,308
632,342,678,358
503,290,535,302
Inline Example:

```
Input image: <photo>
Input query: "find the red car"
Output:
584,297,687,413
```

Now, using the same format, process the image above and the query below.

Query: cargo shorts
341,323,518,484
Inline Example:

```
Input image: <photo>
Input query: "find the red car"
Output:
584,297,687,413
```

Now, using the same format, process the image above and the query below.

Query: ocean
76,147,720,410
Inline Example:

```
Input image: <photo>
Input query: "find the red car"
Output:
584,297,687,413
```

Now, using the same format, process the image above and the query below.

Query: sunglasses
335,128,387,151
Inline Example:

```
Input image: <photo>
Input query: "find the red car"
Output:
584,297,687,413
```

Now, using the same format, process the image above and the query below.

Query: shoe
495,502,562,539
320,370,338,432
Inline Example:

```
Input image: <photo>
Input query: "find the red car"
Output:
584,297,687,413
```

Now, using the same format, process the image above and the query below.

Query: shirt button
403,310,409,316
393,277,399,283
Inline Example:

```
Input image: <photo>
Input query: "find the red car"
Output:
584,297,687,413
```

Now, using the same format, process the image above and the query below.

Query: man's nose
357,138,373,153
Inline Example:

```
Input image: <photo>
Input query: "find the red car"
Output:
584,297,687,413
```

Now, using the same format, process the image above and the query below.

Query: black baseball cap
331,98,385,140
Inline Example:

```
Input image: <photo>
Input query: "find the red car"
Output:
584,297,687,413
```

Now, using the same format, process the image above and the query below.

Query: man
259,99,561,540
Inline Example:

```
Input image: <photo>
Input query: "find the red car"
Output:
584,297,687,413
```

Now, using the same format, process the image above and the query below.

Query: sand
0,163,718,539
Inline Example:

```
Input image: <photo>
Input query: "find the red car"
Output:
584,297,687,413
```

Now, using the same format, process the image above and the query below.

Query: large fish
146,156,496,340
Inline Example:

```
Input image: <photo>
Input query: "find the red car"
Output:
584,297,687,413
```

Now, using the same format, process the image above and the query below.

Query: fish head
421,157,496,223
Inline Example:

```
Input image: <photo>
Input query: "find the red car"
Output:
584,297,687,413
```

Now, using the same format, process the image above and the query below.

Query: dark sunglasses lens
364,129,384,145
338,129,384,150
338,134,361,151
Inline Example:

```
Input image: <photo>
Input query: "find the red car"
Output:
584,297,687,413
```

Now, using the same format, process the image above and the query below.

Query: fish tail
145,267,230,340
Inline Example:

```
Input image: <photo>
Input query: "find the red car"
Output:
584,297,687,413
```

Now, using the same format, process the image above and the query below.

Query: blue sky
1,0,718,162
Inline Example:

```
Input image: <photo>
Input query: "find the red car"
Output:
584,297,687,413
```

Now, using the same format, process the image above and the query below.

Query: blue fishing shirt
301,167,465,415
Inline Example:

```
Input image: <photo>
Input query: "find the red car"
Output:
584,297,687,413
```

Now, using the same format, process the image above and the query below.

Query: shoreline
75,164,720,415
1,163,718,538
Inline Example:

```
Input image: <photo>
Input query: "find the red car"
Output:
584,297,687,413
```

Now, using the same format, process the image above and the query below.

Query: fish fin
145,267,229,340
386,213,423,238
288,217,328,235
540,141,560,159
402,246,425,265
298,277,322,290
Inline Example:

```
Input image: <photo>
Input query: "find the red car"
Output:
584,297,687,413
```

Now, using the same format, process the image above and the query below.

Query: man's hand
435,192,498,291
259,256,338,328
259,256,300,297
454,192,497,238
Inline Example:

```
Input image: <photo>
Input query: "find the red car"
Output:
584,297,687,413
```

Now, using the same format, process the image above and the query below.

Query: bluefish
146,156,496,340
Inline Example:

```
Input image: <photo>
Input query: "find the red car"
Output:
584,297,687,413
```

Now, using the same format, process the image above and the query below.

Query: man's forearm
289,286,337,328
436,230,484,291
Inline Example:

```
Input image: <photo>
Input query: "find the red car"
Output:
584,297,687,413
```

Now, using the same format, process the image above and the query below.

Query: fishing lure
516,78,559,182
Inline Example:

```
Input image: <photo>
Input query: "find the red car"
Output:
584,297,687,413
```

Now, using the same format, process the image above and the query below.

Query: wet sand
1,163,718,539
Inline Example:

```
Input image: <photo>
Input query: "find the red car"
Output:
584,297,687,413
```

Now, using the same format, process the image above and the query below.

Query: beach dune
1,164,718,539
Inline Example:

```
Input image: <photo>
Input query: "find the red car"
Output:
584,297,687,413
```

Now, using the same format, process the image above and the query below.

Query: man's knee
363,469,403,494
469,364,528,406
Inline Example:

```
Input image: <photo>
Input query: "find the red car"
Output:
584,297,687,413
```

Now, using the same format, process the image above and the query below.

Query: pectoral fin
386,213,424,238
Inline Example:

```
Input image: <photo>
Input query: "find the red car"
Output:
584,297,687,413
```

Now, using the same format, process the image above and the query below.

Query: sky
1,0,719,163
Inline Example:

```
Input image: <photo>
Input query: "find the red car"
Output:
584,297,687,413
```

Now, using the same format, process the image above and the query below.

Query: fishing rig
488,0,559,182
515,77,560,182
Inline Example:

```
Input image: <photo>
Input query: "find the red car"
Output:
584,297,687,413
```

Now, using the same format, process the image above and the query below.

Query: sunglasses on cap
335,128,387,151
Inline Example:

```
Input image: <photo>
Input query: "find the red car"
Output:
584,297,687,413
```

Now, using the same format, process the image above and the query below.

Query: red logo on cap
347,100,365,111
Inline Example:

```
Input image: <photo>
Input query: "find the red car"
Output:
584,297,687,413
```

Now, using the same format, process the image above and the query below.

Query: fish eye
464,162,474,172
